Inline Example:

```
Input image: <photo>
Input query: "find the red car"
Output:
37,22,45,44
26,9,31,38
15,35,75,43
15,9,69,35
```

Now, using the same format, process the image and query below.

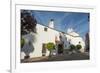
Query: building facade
21,19,85,59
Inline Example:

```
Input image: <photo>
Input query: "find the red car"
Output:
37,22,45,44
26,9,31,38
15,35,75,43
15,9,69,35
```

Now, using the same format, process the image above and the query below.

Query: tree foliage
46,42,55,57
21,10,37,35
69,44,76,51
46,42,55,51
76,44,82,50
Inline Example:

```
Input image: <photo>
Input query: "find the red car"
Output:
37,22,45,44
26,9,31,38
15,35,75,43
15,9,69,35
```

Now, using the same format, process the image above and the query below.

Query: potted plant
46,42,55,57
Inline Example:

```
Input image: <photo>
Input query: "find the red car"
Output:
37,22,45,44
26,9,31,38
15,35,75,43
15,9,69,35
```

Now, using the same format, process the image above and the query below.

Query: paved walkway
21,53,89,63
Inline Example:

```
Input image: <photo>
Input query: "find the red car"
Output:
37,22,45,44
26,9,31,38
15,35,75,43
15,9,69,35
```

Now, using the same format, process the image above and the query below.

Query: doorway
58,44,63,54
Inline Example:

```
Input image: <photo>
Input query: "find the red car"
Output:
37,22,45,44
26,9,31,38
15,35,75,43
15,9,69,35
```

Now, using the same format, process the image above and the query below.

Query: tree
76,44,82,50
21,10,37,35
69,44,76,51
21,10,37,59
46,42,55,57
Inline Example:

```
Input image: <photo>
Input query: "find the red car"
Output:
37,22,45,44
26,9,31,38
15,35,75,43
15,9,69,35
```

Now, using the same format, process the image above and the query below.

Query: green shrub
46,42,55,56
69,44,76,51
46,42,55,51
76,44,82,50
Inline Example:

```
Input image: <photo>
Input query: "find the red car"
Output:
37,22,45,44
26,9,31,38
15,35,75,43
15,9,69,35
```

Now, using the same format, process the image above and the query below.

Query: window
79,41,81,44
44,27,48,31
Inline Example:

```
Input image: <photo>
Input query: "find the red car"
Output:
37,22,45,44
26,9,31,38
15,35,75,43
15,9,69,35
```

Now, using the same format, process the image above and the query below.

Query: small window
79,41,81,44
44,27,48,31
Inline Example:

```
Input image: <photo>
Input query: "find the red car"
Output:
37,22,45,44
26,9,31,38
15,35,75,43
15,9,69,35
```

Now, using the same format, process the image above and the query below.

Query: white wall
30,24,59,57
66,32,85,52
28,23,85,58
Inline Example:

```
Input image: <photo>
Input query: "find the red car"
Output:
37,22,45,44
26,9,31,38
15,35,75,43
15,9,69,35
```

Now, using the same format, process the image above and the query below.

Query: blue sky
31,10,89,38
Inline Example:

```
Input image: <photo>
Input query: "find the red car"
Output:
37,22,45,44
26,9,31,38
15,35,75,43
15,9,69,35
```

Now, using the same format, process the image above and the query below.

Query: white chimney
49,19,54,28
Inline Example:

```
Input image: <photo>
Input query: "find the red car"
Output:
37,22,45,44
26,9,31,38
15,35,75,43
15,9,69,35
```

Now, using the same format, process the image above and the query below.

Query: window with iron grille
44,27,48,31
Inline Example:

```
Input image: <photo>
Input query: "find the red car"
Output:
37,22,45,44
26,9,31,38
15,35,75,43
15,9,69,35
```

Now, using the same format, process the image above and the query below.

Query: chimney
49,19,54,28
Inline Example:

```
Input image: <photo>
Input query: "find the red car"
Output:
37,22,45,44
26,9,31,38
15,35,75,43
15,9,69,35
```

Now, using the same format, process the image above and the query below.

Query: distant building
21,19,85,59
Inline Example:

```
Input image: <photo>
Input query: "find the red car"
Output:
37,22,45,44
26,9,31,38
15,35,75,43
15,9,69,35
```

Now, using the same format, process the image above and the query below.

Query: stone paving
21,53,89,63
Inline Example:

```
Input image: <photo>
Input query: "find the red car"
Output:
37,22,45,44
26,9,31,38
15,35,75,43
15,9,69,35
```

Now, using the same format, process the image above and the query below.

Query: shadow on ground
21,53,89,63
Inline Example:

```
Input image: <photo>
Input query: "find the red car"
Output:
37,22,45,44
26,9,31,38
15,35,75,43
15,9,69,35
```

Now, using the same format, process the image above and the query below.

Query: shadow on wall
21,41,34,54
21,33,36,59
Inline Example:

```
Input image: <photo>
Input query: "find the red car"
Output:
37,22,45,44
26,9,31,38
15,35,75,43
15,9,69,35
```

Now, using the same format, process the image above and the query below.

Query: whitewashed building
21,19,85,59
